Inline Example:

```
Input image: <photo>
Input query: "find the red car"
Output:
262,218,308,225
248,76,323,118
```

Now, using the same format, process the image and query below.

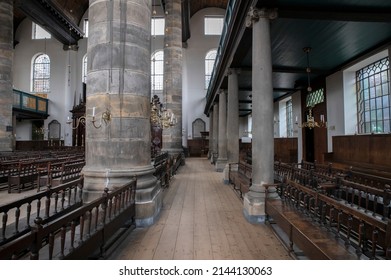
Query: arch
32,53,50,93
82,54,88,83
151,50,164,92
192,118,206,139
205,49,217,89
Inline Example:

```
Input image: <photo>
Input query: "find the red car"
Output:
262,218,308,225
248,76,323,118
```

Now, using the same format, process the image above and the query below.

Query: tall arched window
205,49,217,89
82,54,88,83
151,50,164,91
32,54,50,93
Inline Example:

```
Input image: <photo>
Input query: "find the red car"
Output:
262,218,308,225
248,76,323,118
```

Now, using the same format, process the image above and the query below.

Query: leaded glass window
205,49,217,89
151,50,164,91
32,54,50,93
286,99,293,137
356,57,390,133
306,88,324,108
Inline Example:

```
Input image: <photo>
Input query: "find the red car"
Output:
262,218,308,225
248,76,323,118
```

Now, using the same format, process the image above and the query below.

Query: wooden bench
153,152,169,188
229,161,252,198
0,177,136,260
346,168,391,191
49,161,85,188
7,161,38,193
265,179,391,260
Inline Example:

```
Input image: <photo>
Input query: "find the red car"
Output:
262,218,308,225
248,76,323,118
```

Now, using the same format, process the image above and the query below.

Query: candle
92,107,96,117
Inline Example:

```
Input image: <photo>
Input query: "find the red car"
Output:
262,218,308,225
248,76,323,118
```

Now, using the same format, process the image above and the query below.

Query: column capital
226,68,241,76
219,89,226,95
245,7,278,28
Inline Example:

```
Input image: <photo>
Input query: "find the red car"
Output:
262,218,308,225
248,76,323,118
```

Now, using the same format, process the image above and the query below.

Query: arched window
205,49,217,89
151,50,164,91
82,54,88,83
32,54,50,93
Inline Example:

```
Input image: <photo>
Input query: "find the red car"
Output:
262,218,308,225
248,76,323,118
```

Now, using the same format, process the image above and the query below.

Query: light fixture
303,47,312,92
296,107,327,129
67,107,111,129
150,93,176,129
149,4,176,130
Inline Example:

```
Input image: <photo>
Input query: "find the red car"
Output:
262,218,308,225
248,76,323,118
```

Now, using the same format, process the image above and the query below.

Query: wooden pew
346,168,391,190
265,179,391,259
50,161,85,187
153,152,169,188
228,161,252,198
7,161,38,193
0,177,136,260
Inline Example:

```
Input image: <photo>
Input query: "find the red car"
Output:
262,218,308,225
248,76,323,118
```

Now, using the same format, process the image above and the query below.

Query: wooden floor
109,157,292,260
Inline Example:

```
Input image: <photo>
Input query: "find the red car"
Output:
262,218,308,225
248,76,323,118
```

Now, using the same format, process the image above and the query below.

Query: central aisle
109,157,292,260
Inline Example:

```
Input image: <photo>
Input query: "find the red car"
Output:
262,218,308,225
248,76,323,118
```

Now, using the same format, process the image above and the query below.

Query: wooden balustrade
0,177,136,260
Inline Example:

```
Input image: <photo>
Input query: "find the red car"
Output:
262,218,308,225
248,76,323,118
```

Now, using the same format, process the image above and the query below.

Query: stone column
212,102,219,163
162,0,183,155
84,0,161,227
243,8,277,223
208,109,213,159
215,90,228,172
0,0,13,151
223,69,240,182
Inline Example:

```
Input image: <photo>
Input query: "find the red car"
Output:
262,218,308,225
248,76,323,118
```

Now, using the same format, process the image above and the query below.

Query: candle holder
296,107,327,129
67,107,111,129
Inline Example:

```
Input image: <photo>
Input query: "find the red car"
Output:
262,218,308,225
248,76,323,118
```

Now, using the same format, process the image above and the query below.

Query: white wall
326,71,345,152
183,8,225,146
325,49,390,151
291,90,302,162
13,18,86,145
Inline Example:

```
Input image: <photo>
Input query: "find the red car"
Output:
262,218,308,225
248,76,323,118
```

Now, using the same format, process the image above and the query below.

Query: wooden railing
0,177,137,260
0,177,84,247
13,89,48,115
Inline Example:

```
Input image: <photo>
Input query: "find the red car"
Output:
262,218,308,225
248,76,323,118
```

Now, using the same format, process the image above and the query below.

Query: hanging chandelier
150,94,176,128
296,47,327,129
297,107,327,129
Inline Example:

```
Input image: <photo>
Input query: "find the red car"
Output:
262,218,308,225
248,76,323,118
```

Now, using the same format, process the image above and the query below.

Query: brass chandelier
297,107,327,129
296,47,327,129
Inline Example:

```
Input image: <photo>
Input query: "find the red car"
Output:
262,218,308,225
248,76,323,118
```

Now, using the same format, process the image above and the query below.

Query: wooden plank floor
109,157,292,260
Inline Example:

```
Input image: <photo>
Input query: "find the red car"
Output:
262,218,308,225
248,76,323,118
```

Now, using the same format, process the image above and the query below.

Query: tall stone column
212,102,219,163
208,109,213,159
0,0,13,151
215,90,228,172
243,8,277,223
223,69,240,182
162,0,183,155
84,0,161,227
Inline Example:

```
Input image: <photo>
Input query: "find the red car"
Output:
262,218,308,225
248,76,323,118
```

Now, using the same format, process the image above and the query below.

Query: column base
135,188,163,227
82,165,162,227
215,158,227,172
242,187,266,224
222,163,233,184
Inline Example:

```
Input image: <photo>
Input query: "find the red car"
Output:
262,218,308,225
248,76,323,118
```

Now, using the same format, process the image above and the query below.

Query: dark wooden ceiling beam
15,0,83,46
278,7,391,22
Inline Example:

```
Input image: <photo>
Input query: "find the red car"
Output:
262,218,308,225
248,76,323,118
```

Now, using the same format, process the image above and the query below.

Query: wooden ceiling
13,0,228,46
204,0,391,116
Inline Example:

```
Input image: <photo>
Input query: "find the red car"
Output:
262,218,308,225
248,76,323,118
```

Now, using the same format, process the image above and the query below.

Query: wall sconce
296,107,327,129
67,107,111,129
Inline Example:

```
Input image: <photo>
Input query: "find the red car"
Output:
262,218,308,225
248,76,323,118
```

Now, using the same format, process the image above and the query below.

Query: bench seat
229,162,252,198
267,199,358,260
